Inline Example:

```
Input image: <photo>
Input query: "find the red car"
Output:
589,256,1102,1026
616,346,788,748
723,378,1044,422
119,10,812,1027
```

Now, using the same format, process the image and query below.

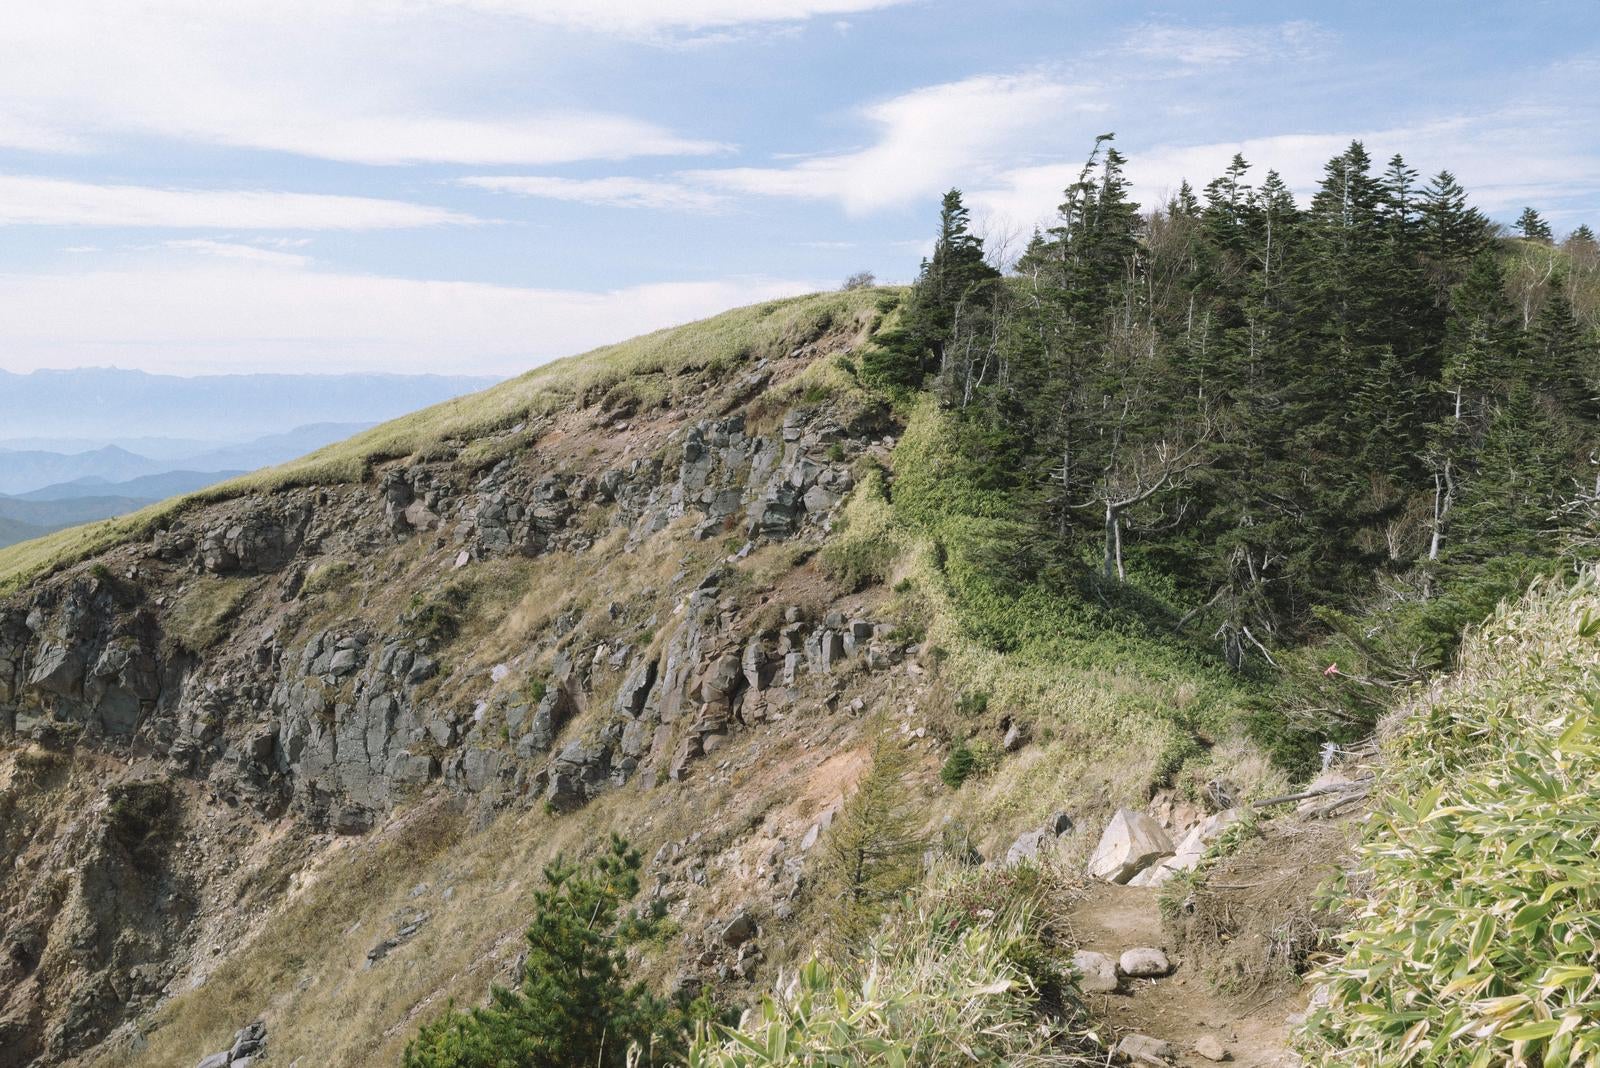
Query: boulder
719,909,757,947
614,658,657,716
229,1020,267,1060
1087,809,1173,884
1114,1034,1175,1064
1193,1035,1229,1061
1071,949,1119,993
1118,947,1171,978
740,639,768,692
1130,809,1240,886
700,654,742,702
1003,829,1052,866
194,1055,229,1068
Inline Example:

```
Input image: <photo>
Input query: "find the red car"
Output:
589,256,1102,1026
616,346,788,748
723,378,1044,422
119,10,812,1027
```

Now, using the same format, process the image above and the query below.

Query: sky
0,0,1597,378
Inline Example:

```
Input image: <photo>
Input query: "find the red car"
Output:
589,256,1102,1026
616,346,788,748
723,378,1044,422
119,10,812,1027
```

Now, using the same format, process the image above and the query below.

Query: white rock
1118,947,1172,977
1193,1034,1228,1061
1114,1033,1175,1063
1131,809,1242,886
1127,860,1177,887
1088,809,1174,884
1071,949,1120,993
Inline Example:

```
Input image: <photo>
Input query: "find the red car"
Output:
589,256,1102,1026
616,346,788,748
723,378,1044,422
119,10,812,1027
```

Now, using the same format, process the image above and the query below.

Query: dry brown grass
163,576,258,653
0,288,893,598
1160,814,1355,1000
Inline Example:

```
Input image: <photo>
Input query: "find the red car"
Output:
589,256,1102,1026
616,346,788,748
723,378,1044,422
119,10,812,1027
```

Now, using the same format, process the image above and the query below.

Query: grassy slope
48,283,1296,1068
824,395,1281,850
1301,570,1600,1065
0,288,891,596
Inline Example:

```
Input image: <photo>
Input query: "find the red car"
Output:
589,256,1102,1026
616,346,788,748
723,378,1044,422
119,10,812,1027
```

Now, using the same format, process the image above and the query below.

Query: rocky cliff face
0,320,934,1066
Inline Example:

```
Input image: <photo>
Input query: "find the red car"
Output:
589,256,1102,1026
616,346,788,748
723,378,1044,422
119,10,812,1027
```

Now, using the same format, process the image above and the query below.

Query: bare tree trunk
1428,458,1454,562
1103,502,1117,580
1113,510,1125,580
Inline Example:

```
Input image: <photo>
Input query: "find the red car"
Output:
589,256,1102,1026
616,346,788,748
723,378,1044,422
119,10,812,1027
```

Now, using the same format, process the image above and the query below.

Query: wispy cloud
0,5,728,164
690,73,1096,213
459,175,726,212
0,262,823,375
165,238,312,268
467,0,916,35
1119,20,1334,66
0,176,474,229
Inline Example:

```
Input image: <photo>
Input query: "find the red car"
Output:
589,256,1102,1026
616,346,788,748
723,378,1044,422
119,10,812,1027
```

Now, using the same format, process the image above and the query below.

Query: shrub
1299,572,1600,1066
165,576,252,652
820,470,901,592
403,836,697,1068
406,583,473,645
105,780,176,866
302,560,355,596
817,739,923,945
939,742,977,789
687,902,1093,1067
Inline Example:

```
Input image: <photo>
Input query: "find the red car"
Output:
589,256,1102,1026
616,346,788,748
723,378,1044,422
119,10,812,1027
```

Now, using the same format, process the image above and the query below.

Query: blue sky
0,0,1596,376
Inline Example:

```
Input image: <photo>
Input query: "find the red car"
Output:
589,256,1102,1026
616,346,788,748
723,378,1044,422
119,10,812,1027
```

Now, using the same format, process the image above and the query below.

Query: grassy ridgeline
0,288,891,596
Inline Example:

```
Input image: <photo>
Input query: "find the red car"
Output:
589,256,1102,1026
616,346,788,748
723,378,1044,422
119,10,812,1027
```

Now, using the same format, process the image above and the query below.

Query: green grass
164,576,256,652
1299,570,1600,1066
0,288,891,596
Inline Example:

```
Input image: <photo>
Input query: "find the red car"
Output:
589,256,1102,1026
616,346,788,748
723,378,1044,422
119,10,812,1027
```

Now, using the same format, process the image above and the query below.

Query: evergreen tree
1448,382,1568,561
404,837,695,1068
1420,171,1490,277
864,190,998,392
905,189,997,365
1516,206,1554,243
1532,287,1597,417
820,738,922,946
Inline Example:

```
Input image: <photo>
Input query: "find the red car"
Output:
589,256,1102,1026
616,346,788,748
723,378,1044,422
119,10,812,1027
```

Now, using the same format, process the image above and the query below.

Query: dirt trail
1071,882,1304,1067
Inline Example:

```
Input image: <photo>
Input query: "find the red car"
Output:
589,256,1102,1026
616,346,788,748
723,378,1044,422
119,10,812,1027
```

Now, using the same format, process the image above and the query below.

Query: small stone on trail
1071,949,1119,993
1193,1034,1229,1061
1114,1033,1175,1063
1118,947,1172,978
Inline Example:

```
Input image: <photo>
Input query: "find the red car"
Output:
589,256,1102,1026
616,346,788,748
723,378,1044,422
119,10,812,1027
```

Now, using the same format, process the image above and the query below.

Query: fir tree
1420,171,1490,269
1532,287,1597,417
820,738,922,946
403,836,694,1068
1516,206,1554,243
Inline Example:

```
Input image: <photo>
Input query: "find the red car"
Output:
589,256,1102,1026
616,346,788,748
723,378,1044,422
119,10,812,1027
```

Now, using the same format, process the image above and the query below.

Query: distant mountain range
0,422,382,547
11,470,247,503
0,367,498,442
0,423,371,496
0,367,498,549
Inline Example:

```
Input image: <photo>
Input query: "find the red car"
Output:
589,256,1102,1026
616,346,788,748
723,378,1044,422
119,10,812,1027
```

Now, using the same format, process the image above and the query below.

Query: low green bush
688,895,1092,1067
403,836,702,1068
1300,572,1600,1065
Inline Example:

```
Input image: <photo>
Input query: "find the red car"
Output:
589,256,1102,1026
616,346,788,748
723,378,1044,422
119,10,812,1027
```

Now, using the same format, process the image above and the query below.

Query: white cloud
0,261,822,375
971,113,1600,233
0,176,474,229
690,73,1093,213
0,4,726,164
165,239,312,268
457,1,914,34
459,175,725,211
190,114,724,168
1120,21,1334,66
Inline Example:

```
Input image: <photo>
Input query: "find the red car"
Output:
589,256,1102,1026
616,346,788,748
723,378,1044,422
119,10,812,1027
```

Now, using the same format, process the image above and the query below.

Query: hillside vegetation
1301,571,1600,1065
0,290,885,596
2,133,1598,1068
